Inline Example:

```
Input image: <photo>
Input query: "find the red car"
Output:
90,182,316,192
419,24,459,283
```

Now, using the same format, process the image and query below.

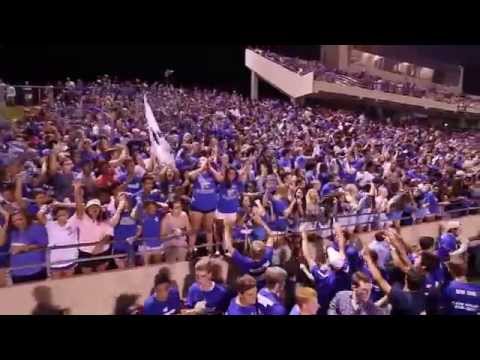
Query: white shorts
215,211,237,223
138,244,164,254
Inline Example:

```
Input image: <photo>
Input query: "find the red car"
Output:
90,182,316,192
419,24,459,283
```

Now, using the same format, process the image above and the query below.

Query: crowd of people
252,48,480,110
0,75,480,315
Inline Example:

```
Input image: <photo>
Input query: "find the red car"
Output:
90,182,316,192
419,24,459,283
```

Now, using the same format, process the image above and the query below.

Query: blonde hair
295,286,318,306
306,188,319,205
250,240,266,260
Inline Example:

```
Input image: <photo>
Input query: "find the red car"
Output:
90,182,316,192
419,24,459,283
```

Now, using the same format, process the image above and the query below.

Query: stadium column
0,81,5,107
251,71,259,101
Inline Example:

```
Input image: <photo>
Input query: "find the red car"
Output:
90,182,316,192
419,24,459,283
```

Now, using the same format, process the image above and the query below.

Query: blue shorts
190,204,216,214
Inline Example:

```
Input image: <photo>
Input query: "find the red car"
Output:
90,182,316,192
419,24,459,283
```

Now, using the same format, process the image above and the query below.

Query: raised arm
188,162,207,181
36,205,49,226
48,147,60,177
252,214,275,247
14,173,27,209
208,163,224,183
223,222,236,255
301,230,316,270
108,197,127,227
386,228,412,270
73,181,85,218
363,249,392,295
333,222,346,257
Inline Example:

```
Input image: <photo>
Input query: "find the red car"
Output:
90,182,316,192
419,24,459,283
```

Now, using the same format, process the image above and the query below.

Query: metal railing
0,204,479,283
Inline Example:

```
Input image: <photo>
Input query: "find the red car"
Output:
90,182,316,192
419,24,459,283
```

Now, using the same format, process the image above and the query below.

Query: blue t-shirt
118,174,143,194
257,287,286,315
294,156,307,170
225,297,259,315
9,224,48,277
232,246,273,285
443,280,480,315
133,189,165,209
321,182,336,197
217,181,244,214
271,198,289,231
191,172,218,212
437,233,459,262
278,157,292,171
26,201,40,218
186,282,228,314
113,213,140,253
424,191,440,214
140,212,163,248
311,264,351,314
143,288,181,315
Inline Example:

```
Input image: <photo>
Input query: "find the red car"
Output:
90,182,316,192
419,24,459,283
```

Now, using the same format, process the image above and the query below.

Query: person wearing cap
301,223,351,314
437,221,463,262
71,181,114,274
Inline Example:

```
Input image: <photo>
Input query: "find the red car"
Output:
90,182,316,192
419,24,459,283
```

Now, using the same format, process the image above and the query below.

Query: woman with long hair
215,161,251,254
72,181,114,274
270,184,297,232
188,157,223,255
7,209,48,284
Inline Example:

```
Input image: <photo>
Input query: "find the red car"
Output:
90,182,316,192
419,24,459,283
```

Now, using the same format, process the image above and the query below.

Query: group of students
1,76,480,292
107,217,480,316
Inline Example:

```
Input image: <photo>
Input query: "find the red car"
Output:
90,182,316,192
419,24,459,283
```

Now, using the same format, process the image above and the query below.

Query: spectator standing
143,268,181,315
37,205,79,279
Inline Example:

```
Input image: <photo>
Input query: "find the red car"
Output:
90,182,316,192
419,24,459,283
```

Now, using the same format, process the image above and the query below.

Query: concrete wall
1,215,479,315
245,49,314,99
0,257,229,315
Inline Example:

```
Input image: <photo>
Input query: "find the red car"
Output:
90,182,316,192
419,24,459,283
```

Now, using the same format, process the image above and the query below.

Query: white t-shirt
46,217,79,268
70,214,114,254
356,171,374,188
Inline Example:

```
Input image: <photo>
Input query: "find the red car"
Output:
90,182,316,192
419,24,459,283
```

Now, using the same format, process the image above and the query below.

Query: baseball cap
85,199,102,209
327,247,345,270
445,221,460,231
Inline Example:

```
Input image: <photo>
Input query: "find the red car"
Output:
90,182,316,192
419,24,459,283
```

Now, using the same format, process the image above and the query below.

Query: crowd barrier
0,211,479,314
1,206,479,276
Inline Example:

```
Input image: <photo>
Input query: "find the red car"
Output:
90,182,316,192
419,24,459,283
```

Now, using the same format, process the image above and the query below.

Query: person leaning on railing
37,203,79,279
7,209,48,284
72,180,114,274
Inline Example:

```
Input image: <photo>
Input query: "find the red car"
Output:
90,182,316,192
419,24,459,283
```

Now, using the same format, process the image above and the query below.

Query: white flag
144,95,175,167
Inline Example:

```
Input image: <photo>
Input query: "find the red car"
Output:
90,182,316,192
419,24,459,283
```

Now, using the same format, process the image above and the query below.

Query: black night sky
2,44,480,96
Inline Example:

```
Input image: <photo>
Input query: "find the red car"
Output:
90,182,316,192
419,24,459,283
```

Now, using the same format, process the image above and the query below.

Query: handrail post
45,247,51,279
